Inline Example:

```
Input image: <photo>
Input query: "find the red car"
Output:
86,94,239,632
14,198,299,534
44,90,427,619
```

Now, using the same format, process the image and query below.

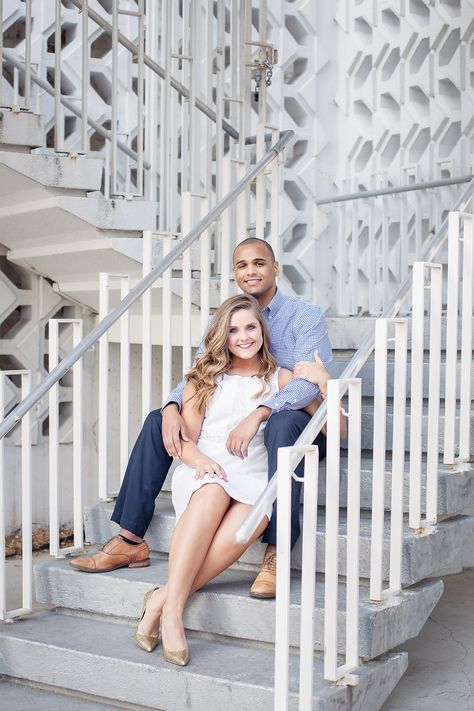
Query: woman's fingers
194,461,228,481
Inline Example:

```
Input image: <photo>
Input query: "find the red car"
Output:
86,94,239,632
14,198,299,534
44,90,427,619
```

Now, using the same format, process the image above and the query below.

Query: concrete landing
84,500,474,585
382,569,474,711
0,611,407,711
34,558,443,660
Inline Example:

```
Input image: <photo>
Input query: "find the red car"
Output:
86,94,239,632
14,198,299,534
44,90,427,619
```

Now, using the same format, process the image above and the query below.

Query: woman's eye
247,324,256,330
229,328,237,334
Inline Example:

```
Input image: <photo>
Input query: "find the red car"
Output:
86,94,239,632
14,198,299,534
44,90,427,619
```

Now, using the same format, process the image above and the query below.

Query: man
71,238,331,598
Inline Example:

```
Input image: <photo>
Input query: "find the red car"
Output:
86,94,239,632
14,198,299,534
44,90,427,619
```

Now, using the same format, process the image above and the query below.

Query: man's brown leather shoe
249,552,276,599
69,536,150,573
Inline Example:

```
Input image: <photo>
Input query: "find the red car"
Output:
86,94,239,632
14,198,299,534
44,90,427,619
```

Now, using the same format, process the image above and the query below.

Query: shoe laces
262,552,276,574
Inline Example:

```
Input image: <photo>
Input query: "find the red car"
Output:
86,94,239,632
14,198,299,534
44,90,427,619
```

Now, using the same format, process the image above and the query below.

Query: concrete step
35,558,443,661
327,316,471,351
0,679,125,711
84,501,474,586
157,457,474,515
0,109,43,149
351,407,473,453
0,150,103,195
330,354,472,401
0,611,408,711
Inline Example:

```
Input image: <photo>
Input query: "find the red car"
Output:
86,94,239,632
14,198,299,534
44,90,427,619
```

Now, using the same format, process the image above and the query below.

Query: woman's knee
190,483,230,509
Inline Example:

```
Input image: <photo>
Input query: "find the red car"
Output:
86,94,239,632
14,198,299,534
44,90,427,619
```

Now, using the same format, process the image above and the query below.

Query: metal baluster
444,213,460,464
459,214,473,461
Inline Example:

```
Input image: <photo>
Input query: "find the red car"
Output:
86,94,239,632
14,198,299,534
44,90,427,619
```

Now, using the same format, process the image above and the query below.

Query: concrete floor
382,570,474,711
3,554,474,710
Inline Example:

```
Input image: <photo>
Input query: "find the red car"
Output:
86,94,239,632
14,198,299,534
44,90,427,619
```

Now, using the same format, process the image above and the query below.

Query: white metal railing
329,175,471,316
237,179,473,699
275,379,361,709
369,318,407,601
0,127,292,620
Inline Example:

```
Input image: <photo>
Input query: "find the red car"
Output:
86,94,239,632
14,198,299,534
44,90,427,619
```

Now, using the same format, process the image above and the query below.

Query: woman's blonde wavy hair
185,294,277,411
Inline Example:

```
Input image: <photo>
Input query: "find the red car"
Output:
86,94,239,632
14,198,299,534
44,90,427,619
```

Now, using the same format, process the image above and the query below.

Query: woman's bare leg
138,483,230,644
191,502,268,590
139,503,268,634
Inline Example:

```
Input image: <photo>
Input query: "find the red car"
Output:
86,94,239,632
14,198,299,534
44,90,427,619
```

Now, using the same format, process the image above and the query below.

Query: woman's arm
178,382,227,480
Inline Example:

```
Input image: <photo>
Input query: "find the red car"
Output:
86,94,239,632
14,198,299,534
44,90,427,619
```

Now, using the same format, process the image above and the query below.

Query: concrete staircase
0,109,157,312
1,321,473,710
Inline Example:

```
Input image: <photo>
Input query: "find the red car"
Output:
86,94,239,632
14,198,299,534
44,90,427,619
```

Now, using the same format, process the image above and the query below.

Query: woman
135,294,342,665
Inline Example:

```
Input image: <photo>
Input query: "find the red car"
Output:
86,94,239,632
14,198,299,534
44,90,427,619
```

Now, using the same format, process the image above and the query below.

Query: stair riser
84,505,474,586
345,411,473,454
330,357,471,400
159,465,474,515
0,110,43,147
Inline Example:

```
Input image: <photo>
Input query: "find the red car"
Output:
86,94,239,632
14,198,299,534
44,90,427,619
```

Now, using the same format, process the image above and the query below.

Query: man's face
233,243,279,307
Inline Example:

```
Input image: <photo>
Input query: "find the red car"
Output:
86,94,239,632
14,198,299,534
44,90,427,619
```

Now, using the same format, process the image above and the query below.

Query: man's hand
194,456,227,481
162,403,190,457
226,407,271,459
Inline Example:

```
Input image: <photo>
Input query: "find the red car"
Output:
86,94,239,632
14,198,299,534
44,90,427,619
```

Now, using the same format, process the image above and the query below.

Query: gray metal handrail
67,0,239,141
235,173,474,545
316,174,473,205
0,129,294,440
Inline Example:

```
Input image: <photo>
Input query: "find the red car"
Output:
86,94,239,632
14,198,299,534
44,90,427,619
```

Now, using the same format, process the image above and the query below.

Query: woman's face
227,308,263,361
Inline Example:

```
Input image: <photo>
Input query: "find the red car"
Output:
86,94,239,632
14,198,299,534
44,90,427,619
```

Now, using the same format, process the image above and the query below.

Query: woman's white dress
171,370,279,522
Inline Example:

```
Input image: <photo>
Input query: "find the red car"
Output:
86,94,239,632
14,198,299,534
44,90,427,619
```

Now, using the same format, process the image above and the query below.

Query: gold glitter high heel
134,587,161,652
162,644,189,667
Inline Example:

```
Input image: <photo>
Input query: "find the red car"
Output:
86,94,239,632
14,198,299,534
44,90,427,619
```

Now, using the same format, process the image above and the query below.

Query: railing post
389,319,408,591
425,264,442,524
99,273,130,499
370,318,408,599
0,370,32,620
274,446,292,711
408,262,425,529
48,319,84,557
370,319,388,601
459,214,473,462
298,446,319,711
324,378,361,683
444,213,460,465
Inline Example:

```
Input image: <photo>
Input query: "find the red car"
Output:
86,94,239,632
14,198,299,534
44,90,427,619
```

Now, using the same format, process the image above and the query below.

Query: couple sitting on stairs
70,237,346,667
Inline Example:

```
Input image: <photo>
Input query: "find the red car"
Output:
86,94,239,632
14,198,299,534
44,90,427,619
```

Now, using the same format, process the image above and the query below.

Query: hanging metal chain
253,58,273,101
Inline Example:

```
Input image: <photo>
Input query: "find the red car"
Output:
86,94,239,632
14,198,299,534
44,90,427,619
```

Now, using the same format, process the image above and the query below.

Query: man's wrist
162,401,179,412
255,405,272,423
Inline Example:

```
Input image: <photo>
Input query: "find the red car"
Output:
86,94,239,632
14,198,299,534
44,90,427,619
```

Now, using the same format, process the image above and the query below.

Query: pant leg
262,410,327,549
111,409,172,538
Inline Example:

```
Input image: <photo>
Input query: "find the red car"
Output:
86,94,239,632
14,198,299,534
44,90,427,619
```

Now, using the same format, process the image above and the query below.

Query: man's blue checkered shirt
165,288,332,413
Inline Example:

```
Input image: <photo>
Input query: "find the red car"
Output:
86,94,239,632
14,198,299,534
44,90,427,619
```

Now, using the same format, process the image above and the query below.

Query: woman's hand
294,351,330,398
194,456,228,481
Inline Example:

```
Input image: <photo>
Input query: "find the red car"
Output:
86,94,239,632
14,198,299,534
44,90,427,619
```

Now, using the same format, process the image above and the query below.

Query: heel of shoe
129,558,150,568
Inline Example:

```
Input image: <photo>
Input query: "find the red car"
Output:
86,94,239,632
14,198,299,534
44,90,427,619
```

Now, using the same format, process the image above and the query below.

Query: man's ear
273,261,280,277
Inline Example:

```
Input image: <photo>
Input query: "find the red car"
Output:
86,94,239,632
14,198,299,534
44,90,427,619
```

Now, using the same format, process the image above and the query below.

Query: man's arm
160,339,207,457
162,379,186,411
262,311,332,412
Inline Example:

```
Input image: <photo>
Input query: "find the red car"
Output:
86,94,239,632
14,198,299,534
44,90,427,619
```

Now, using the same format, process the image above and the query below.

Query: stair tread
0,680,121,711
0,610,408,709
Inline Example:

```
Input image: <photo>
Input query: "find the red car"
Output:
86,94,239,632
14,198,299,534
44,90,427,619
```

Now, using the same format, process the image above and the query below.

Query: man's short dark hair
233,237,276,263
